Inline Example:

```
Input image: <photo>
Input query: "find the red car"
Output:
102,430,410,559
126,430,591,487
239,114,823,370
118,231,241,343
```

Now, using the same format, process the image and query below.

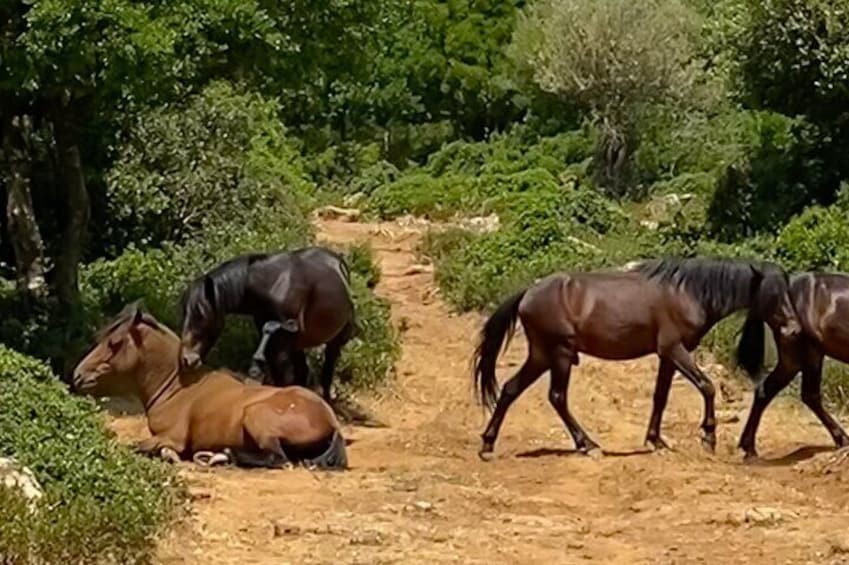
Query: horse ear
132,304,144,325
749,264,765,285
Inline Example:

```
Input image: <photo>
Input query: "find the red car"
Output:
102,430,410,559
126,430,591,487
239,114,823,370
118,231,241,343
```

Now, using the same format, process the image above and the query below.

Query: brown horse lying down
72,303,347,470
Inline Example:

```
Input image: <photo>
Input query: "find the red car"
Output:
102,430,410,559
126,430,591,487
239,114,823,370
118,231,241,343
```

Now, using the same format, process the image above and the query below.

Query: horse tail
473,288,527,411
338,253,351,283
307,430,348,470
736,310,765,380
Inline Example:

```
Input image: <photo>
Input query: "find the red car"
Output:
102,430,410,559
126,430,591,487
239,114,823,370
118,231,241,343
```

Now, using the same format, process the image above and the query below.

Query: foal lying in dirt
72,303,347,470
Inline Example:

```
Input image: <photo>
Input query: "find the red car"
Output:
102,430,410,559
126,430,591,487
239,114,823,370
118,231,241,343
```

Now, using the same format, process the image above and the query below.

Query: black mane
179,253,267,325
634,257,766,319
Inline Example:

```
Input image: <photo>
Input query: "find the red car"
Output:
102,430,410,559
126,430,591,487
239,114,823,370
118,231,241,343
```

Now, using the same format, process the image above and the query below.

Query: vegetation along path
112,218,849,564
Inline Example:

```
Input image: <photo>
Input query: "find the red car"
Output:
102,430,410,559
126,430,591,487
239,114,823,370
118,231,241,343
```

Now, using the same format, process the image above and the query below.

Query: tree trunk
51,110,90,310
1,112,47,298
594,116,635,198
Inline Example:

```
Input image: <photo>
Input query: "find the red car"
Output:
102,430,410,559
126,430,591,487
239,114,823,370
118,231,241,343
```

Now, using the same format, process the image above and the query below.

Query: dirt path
131,219,849,564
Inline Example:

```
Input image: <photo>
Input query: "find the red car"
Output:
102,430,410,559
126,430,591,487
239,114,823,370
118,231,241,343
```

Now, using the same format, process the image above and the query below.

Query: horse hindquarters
300,430,348,470
241,395,340,468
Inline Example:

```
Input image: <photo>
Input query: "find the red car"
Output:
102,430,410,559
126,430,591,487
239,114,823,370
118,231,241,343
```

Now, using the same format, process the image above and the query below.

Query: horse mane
179,253,267,323
634,257,762,317
94,301,162,342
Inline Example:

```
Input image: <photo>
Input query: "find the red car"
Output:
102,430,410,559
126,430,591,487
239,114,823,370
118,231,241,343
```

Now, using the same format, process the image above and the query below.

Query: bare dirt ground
112,219,849,564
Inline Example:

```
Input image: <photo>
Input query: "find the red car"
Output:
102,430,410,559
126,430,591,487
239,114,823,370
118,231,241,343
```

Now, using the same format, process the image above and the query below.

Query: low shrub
0,346,183,563
368,173,480,219
776,205,849,273
367,127,597,220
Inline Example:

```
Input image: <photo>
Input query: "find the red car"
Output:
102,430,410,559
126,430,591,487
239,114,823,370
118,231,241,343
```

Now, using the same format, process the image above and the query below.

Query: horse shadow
515,446,653,459
743,445,834,467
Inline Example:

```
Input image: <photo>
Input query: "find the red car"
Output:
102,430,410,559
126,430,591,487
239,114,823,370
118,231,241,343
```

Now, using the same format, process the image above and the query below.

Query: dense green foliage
5,3,849,558
0,346,182,563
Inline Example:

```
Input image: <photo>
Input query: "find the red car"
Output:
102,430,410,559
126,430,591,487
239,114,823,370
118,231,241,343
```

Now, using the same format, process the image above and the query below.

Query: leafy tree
708,0,849,196
511,0,701,194
1,0,385,309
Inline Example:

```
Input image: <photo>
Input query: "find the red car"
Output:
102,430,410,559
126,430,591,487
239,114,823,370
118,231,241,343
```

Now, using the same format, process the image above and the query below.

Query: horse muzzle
780,319,802,338
248,358,266,381
180,350,202,369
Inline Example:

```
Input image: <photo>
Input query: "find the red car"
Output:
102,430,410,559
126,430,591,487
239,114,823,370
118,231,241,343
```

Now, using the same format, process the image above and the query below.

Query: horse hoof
739,448,759,464
208,453,231,466
701,437,717,453
584,447,604,460
193,451,216,466
478,449,496,462
159,447,181,465
646,437,674,452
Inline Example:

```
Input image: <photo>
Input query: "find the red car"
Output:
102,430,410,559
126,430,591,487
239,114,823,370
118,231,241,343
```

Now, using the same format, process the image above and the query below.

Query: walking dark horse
737,272,849,459
472,258,802,461
179,246,354,402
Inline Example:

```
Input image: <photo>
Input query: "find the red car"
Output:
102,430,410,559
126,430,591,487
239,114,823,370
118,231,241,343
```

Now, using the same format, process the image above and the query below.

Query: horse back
520,272,699,359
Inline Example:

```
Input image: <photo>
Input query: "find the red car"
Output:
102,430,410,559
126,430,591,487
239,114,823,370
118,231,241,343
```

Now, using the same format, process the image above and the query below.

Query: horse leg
666,345,717,452
549,345,599,454
133,435,185,464
290,350,310,389
800,354,849,449
319,322,354,403
645,358,676,451
241,404,294,468
479,355,547,461
738,360,797,459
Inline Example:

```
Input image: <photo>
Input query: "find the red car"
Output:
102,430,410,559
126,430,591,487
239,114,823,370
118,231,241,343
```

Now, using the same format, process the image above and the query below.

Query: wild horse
179,246,355,402
472,257,801,461
737,272,849,459
73,304,347,469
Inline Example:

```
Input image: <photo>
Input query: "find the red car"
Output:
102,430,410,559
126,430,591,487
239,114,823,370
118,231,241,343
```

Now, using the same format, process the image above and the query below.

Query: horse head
750,262,801,338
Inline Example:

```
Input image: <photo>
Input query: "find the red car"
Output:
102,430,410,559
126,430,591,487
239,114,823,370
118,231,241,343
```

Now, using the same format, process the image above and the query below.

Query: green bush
425,180,638,311
369,173,480,219
776,205,849,272
105,81,314,252
366,128,597,220
0,346,182,563
705,112,829,241
342,241,382,289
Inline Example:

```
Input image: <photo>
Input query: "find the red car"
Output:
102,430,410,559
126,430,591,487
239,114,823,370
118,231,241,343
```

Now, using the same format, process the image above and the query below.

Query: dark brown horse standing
737,272,849,459
473,258,801,461
179,246,354,401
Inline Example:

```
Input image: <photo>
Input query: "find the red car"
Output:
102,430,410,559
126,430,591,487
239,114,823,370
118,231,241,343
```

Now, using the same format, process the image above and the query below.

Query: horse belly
186,397,248,452
297,298,351,348
574,308,657,360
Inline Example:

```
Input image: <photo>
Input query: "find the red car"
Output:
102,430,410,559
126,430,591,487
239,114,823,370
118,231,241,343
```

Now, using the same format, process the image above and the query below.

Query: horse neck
211,266,248,315
700,277,757,325
133,332,183,413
